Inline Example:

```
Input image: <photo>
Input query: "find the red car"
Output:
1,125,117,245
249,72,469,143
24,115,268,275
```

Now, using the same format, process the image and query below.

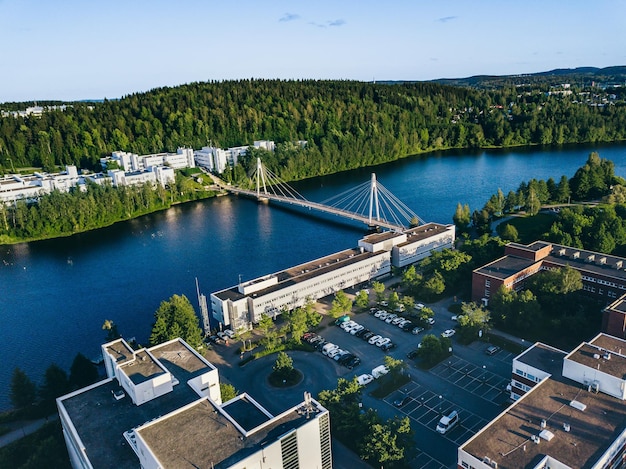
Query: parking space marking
431,356,510,404
384,381,490,447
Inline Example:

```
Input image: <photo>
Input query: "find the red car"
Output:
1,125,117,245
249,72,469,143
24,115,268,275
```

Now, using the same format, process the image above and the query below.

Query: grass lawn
497,212,555,244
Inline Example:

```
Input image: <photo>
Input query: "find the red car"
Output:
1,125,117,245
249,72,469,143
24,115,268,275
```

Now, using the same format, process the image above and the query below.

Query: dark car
354,328,369,338
361,331,375,341
407,349,420,359
401,321,414,332
338,353,355,365
345,356,361,369
485,345,501,355
393,395,411,407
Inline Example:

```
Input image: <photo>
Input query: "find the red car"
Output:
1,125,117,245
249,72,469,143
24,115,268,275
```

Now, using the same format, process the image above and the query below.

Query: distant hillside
428,66,626,89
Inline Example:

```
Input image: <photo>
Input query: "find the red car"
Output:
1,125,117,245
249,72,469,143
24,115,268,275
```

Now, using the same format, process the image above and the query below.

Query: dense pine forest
1,79,626,182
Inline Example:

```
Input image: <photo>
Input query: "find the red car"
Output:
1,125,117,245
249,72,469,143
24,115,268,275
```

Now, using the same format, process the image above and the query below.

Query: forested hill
1,79,626,182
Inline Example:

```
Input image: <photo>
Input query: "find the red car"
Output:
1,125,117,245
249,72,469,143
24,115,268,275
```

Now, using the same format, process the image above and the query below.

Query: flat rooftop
462,373,626,468
566,338,626,380
137,396,322,469
61,378,202,469
360,230,403,244
222,395,271,432
545,244,626,282
399,223,451,245
606,297,626,314
105,340,135,365
474,256,540,280
148,340,215,382
515,343,567,377
214,247,385,301
119,350,166,385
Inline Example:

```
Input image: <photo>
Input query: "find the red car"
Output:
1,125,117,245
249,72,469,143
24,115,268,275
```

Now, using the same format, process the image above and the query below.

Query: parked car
345,356,361,369
407,349,420,359
442,329,456,338
401,321,415,332
374,310,386,318
380,342,396,352
385,314,398,324
394,304,405,313
397,318,411,328
376,337,391,348
340,320,357,330
217,331,228,340
379,300,389,307
485,345,501,355
368,335,382,345
335,315,350,326
436,410,459,434
451,315,459,321
356,373,374,386
414,303,425,310
333,350,349,361
361,331,375,341
223,329,236,339
337,353,355,365
391,316,405,325
350,324,364,335
322,343,338,355
314,339,328,350
378,312,389,320
393,395,411,407
426,317,435,325
371,365,390,379
327,348,342,359
354,328,369,338
412,326,424,335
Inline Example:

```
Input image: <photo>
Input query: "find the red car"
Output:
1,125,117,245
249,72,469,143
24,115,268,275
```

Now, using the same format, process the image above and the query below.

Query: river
1,144,625,410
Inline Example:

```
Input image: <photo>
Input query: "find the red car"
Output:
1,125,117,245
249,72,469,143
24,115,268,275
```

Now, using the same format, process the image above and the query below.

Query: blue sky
1,0,625,102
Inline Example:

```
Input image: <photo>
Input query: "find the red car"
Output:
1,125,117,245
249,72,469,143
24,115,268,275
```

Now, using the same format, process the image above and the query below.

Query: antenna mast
196,277,210,336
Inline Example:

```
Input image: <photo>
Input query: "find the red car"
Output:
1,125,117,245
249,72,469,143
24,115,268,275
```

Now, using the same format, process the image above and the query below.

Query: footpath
0,415,57,449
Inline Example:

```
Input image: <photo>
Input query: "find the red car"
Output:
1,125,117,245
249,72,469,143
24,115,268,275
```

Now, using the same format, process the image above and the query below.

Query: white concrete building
211,223,455,330
57,337,332,469
0,165,82,203
194,146,229,173
458,333,626,469
253,140,276,151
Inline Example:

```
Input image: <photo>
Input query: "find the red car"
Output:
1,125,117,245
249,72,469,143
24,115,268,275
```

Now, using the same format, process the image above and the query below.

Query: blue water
1,143,625,410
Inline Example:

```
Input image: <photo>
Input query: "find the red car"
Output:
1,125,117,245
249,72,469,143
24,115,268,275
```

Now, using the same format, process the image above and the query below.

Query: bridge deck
225,186,405,231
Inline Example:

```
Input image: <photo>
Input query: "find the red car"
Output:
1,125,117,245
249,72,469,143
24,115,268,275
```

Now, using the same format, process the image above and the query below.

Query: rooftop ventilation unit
570,400,587,411
540,419,547,429
604,352,611,360
587,254,595,263
558,248,566,256
539,429,555,441
563,423,571,432
598,257,607,265
594,353,601,359
531,435,541,444
572,251,580,259
616,260,623,270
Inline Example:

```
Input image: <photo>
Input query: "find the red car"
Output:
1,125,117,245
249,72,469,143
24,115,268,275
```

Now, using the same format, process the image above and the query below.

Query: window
485,279,491,287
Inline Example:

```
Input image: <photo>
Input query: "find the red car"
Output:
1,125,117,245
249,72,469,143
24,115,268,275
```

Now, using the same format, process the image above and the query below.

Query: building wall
562,357,626,400
510,359,550,401
393,226,455,268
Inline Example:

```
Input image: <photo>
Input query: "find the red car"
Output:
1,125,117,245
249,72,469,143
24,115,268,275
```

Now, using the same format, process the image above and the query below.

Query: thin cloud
309,19,346,28
438,16,457,23
279,13,300,22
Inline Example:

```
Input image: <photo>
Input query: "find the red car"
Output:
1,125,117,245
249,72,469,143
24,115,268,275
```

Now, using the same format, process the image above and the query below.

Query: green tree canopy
10,368,37,409
149,294,203,349
329,290,353,318
69,353,99,390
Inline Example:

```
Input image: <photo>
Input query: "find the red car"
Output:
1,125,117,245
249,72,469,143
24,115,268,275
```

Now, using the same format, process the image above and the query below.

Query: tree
69,353,99,389
372,281,386,303
452,202,471,232
39,364,70,412
556,175,571,203
10,368,37,409
272,351,294,377
457,302,490,342
526,187,541,215
257,313,274,334
354,290,370,309
102,319,120,342
384,355,407,378
423,271,445,298
149,294,203,349
220,383,239,402
318,377,364,440
360,420,406,465
388,291,400,311
500,223,519,242
284,306,308,343
329,290,353,318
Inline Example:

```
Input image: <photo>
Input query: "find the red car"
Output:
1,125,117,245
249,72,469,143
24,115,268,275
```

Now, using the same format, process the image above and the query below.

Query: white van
436,410,459,434
371,365,390,379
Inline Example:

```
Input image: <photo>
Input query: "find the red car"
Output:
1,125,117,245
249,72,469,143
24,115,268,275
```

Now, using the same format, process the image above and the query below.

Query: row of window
514,368,541,383
511,379,532,393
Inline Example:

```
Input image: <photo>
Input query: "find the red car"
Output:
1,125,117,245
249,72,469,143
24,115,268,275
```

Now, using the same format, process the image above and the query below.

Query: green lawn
497,212,555,243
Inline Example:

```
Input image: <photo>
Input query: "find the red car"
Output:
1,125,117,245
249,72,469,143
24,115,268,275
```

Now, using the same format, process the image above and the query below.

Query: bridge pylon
255,157,269,202
368,173,381,229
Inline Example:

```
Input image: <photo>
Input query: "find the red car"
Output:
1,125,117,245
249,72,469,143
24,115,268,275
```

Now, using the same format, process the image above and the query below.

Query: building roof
544,244,626,282
398,223,452,246
515,343,567,376
59,340,215,469
136,396,324,469
566,334,626,380
473,255,540,280
360,230,403,244
119,350,167,385
461,372,626,469
214,247,385,301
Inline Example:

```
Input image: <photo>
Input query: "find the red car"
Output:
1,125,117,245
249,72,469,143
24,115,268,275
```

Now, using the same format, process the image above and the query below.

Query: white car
223,329,236,338
397,319,411,328
327,348,342,359
368,334,382,345
322,343,339,355
391,316,404,325
341,320,357,330
385,314,398,324
426,317,435,325
371,364,390,378
379,301,389,307
378,312,389,320
451,315,460,321
442,329,456,338
376,337,391,347
374,310,386,318
414,303,425,310
356,373,374,386
350,324,364,335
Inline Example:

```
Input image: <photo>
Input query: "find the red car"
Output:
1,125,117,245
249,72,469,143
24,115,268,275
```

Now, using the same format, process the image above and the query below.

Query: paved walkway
0,415,57,448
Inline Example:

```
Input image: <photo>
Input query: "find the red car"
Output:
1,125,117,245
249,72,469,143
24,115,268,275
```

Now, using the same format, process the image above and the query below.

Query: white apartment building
194,141,276,174
57,337,332,469
211,223,455,330
105,147,194,172
0,165,81,203
458,333,626,469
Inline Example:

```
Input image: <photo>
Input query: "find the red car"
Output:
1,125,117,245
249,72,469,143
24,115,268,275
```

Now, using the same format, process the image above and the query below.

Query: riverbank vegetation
0,170,215,244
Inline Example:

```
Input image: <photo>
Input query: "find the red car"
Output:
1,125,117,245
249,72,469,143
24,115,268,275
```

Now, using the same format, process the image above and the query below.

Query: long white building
57,337,332,469
0,165,81,203
211,223,455,330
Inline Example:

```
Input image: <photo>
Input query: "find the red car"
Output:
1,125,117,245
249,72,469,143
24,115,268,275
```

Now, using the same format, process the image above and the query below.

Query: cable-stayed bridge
215,158,424,232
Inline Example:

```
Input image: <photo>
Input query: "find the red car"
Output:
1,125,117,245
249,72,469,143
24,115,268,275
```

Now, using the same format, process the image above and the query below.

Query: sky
1,0,625,102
